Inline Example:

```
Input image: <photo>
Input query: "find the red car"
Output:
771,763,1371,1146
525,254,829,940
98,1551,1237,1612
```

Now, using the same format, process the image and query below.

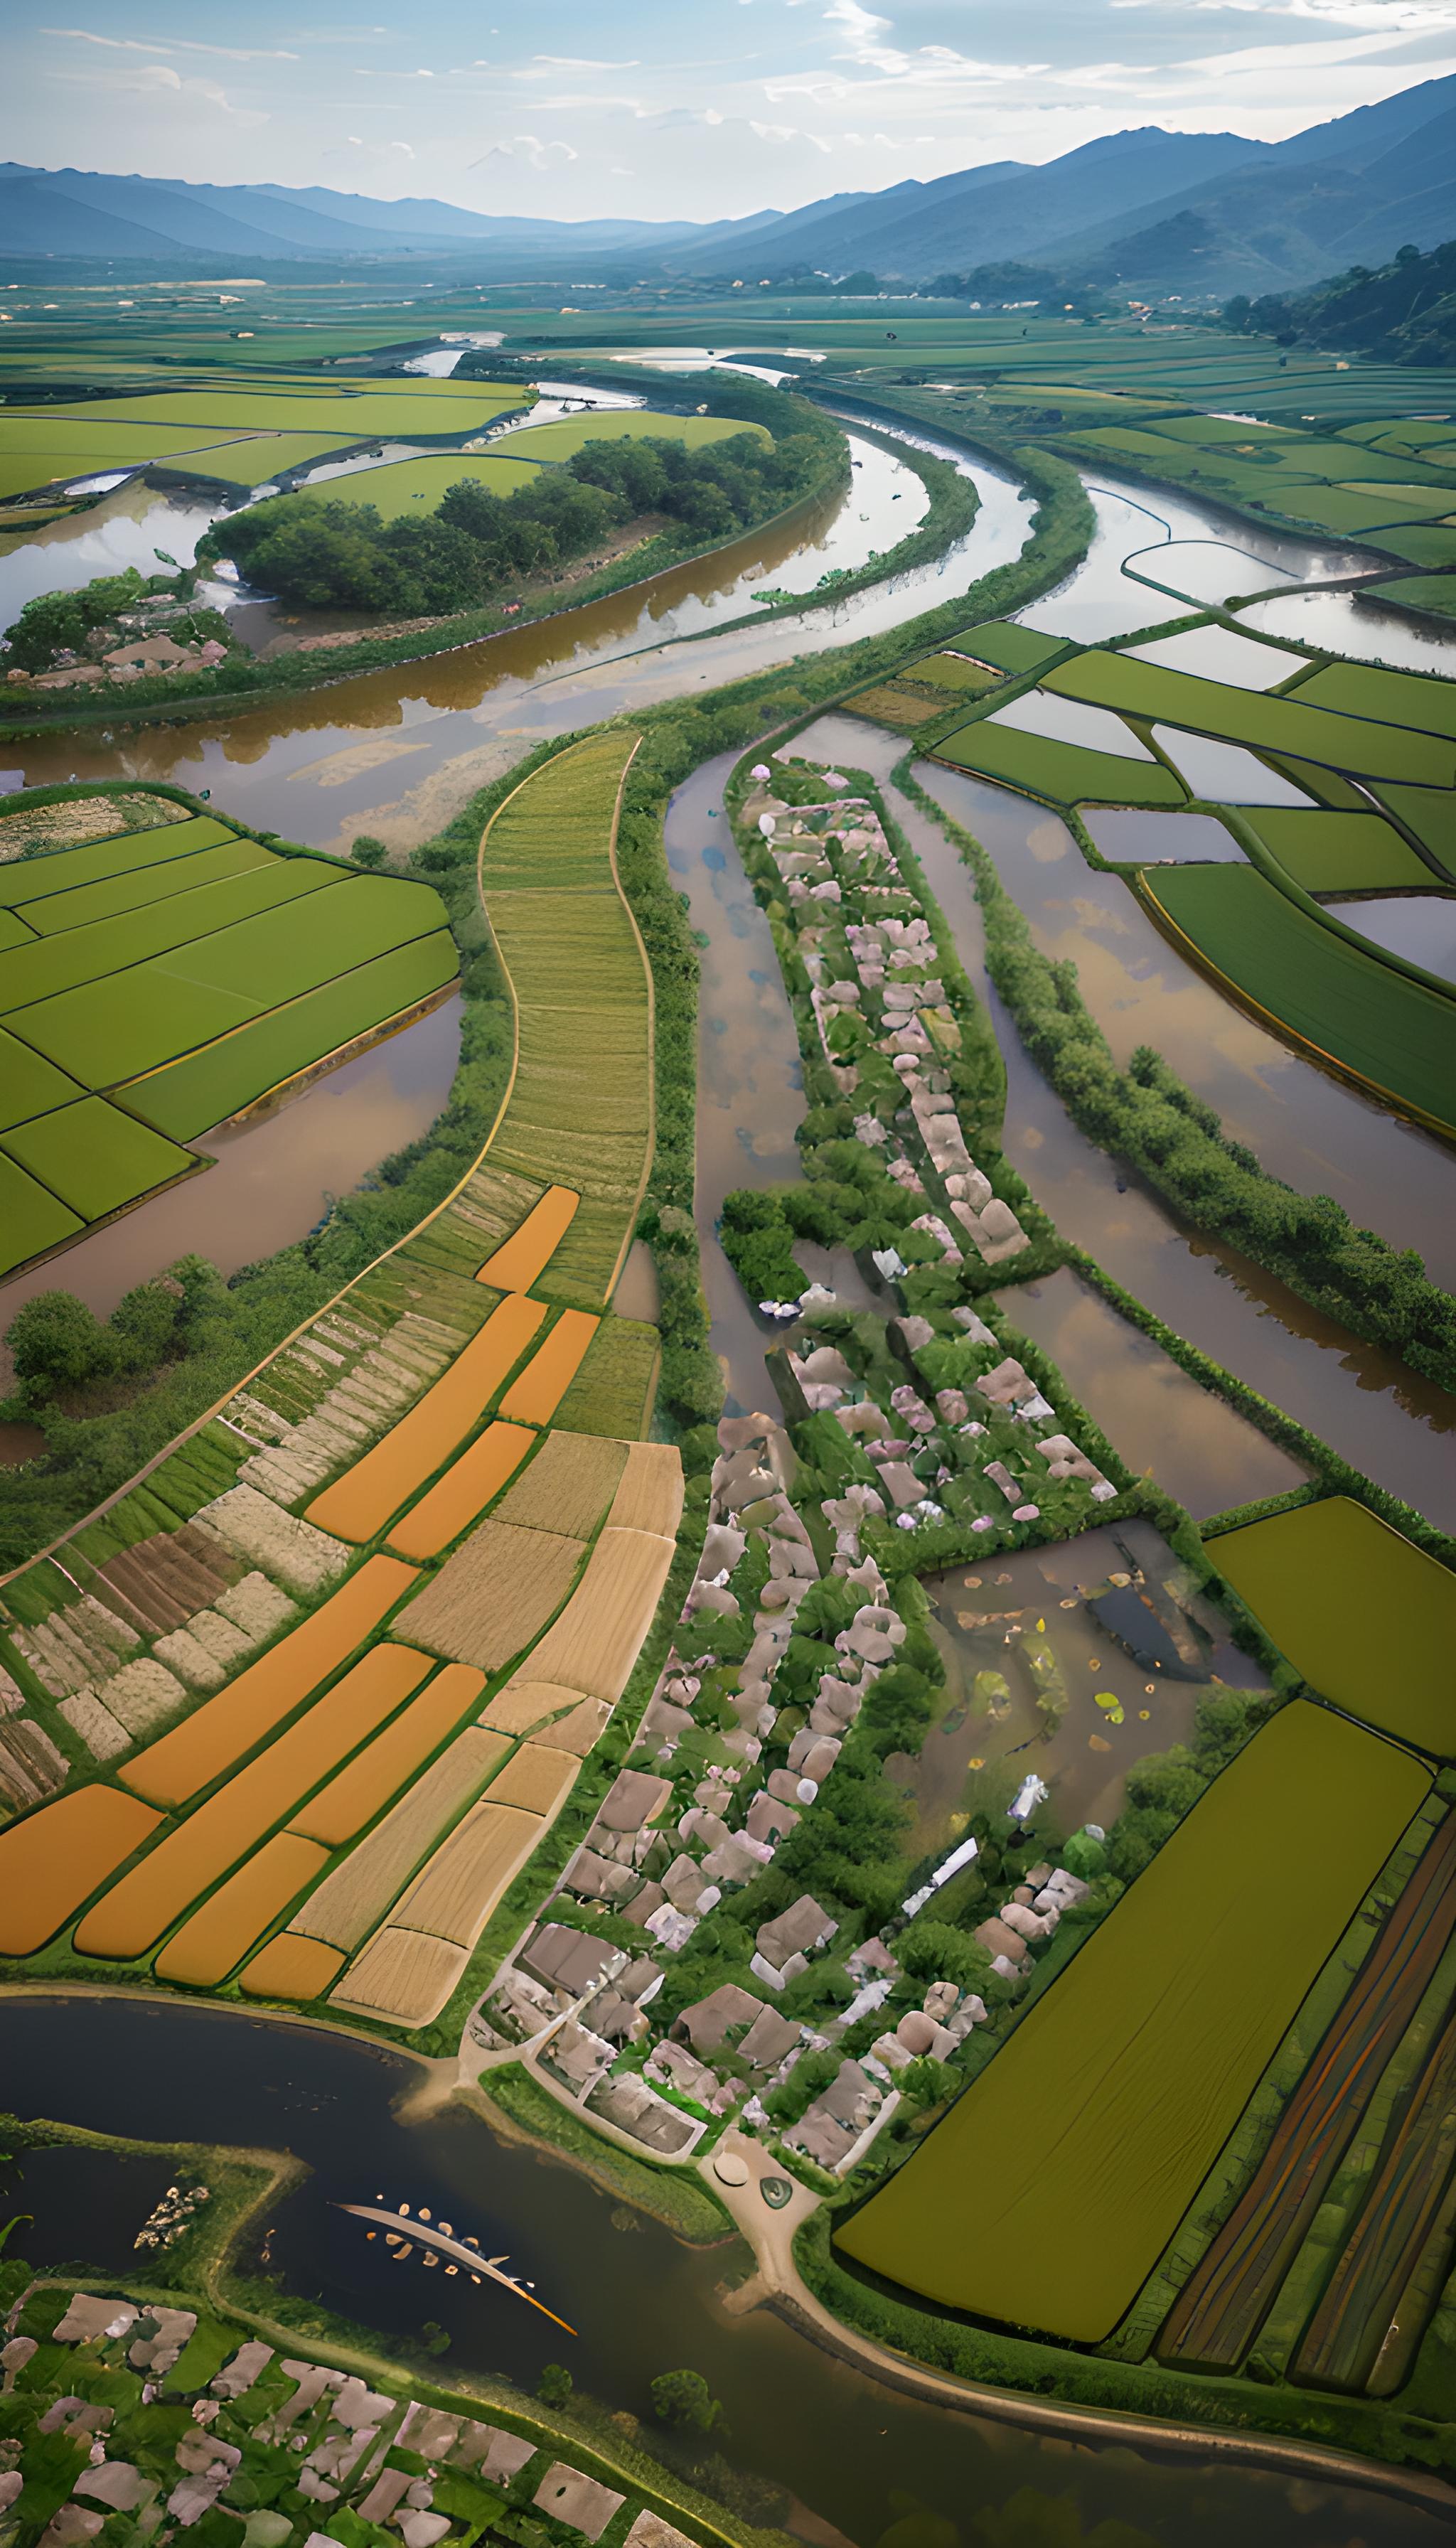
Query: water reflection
0,994,462,1322
4,1995,1446,2548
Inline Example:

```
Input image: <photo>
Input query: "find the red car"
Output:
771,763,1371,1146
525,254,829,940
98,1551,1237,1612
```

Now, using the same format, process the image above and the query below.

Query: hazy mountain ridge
6,72,1456,292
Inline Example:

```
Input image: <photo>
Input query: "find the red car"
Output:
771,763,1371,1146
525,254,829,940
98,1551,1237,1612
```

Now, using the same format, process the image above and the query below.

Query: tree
6,1291,119,1396
537,2363,573,2408
351,835,389,869
650,2369,723,2432
419,2321,451,2357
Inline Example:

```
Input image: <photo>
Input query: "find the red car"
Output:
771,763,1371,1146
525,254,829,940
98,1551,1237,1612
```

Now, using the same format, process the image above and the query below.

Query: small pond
1148,726,1314,805
1327,892,1456,987
1081,808,1244,864
1122,625,1310,690
896,1521,1270,1844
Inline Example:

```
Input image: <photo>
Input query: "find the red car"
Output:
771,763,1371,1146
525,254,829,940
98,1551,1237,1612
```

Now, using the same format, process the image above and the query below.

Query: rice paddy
0,803,455,1270
494,410,769,462
497,1310,601,1425
0,1784,163,1954
520,1526,677,1705
837,1703,1430,2341
479,732,651,1302
385,1421,535,1563
1208,1497,1456,1757
1140,866,1456,1140
0,375,529,501
299,451,544,517
289,1728,510,1954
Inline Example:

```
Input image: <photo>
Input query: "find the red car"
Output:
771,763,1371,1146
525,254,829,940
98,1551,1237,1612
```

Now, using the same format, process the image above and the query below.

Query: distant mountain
8,71,1456,293
0,164,783,266
1040,74,1456,296
733,132,1263,283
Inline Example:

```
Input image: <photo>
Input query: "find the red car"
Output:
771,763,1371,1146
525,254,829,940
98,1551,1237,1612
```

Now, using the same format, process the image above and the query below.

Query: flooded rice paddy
1327,892,1456,986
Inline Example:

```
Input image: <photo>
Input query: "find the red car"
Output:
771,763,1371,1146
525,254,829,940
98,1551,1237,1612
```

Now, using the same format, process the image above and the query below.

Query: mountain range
6,70,1456,295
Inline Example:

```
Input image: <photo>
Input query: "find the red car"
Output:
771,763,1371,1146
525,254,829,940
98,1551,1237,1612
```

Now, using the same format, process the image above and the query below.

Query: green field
933,715,1187,808
1142,864,1456,1135
0,804,454,1265
300,451,544,516
941,618,1069,676
1043,653,1456,788
1246,810,1438,894
481,732,651,1300
1371,783,1456,878
1209,1499,1456,1758
122,930,459,1140
495,410,769,461
835,1702,1430,2341
1284,660,1456,740
0,814,235,904
0,1147,82,1274
1,1094,196,1220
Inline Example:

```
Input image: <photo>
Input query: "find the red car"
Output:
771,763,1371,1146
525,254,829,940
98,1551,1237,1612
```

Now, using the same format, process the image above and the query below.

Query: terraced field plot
1140,864,1456,1140
933,716,1187,808
836,1703,1430,2342
481,730,651,1302
0,807,455,1270
0,732,678,2044
1043,653,1456,788
1209,1497,1456,1757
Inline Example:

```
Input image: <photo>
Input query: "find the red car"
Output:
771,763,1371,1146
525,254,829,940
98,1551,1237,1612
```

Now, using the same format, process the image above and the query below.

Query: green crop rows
934,715,1187,808
0,807,454,1273
836,1703,1430,2343
481,732,651,1300
1044,653,1456,788
1141,865,1456,1138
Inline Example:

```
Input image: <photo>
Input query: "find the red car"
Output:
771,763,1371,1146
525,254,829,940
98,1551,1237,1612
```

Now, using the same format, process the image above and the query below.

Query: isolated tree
537,2364,573,2409
6,1291,118,1396
650,2370,723,2432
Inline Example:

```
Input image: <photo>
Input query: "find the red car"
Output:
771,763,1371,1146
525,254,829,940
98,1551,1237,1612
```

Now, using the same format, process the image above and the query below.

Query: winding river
6,407,1456,2544
5,1993,1450,2548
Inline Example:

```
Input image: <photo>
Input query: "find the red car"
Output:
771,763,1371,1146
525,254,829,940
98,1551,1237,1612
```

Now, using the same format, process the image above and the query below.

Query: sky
9,1,1456,225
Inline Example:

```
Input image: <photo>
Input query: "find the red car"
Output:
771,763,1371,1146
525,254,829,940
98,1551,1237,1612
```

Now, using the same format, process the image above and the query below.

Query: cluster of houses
1,2289,700,2548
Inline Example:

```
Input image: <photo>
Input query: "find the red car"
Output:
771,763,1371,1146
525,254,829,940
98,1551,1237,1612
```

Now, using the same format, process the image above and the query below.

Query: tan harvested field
329,1925,466,2027
395,1517,586,1671
532,1695,612,1755
239,1930,346,2003
386,1420,534,1562
387,1794,543,1947
288,1726,510,1951
119,1556,419,1808
154,1832,328,1986
493,1431,628,1538
0,1784,164,1954
606,1440,684,1539
288,1661,484,1845
520,1525,675,1703
477,1676,585,1737
482,1743,579,1817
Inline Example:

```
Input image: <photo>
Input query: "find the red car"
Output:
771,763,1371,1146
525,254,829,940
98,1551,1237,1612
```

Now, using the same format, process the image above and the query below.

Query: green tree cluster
207,425,828,618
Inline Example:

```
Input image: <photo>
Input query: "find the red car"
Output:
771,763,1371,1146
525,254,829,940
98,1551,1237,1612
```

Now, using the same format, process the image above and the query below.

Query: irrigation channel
6,422,1456,2544
4,1991,1451,2548
4,424,1455,1514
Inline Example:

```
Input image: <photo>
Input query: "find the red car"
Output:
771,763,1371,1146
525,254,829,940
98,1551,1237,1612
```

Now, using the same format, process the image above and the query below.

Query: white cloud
471,132,580,169
42,26,297,60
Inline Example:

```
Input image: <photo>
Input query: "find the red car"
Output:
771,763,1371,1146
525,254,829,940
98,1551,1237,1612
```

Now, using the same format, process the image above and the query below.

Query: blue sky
11,1,1456,222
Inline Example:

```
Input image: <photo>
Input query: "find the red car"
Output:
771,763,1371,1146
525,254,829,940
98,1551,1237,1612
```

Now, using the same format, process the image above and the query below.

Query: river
4,1994,1446,2548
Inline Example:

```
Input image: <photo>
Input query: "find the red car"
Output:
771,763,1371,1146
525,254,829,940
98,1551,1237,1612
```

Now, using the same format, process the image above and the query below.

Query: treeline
897,767,1456,1395
206,418,832,618
1224,237,1456,369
